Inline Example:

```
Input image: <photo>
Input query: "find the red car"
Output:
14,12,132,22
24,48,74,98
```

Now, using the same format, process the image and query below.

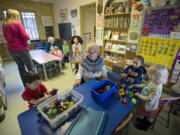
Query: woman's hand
73,79,81,88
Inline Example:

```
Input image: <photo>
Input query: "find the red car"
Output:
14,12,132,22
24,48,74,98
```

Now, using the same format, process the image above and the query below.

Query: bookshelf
103,0,132,69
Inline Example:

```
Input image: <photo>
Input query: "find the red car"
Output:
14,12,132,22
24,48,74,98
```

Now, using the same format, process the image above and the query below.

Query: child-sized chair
46,61,60,79
151,97,180,129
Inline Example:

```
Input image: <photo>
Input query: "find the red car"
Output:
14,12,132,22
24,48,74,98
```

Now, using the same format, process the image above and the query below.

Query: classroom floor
0,60,180,135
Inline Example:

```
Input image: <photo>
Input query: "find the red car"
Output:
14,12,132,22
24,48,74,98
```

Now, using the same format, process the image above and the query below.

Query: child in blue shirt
121,55,146,84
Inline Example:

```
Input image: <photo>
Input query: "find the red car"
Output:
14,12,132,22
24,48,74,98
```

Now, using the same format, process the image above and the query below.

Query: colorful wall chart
142,7,180,37
138,37,180,68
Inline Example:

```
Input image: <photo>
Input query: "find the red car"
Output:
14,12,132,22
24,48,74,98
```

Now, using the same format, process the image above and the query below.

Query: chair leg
151,103,166,129
167,101,176,128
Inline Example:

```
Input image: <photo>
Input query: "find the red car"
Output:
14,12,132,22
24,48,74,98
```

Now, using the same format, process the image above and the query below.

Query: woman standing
3,9,33,86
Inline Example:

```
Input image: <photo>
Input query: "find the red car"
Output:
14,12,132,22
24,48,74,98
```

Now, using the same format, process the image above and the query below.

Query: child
134,64,169,131
71,36,83,74
53,46,64,68
63,39,70,63
22,71,51,109
121,55,146,84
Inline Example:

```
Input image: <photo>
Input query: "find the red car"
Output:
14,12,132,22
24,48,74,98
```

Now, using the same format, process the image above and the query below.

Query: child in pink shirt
53,46,63,61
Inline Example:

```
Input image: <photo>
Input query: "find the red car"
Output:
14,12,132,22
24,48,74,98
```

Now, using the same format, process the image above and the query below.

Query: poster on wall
142,7,180,38
128,11,143,43
60,9,68,22
71,19,80,36
96,28,103,46
97,15,104,28
71,9,78,18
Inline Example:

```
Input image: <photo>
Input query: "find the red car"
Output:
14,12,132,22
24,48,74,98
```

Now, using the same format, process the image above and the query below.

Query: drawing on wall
71,9,78,18
142,7,180,37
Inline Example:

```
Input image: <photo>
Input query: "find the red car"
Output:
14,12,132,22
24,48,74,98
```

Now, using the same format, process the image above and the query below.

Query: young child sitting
134,64,169,131
71,36,84,74
63,39,70,63
22,71,51,109
53,46,64,68
121,55,146,84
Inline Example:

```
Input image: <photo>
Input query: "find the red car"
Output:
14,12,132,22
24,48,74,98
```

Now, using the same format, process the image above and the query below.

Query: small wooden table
30,50,62,80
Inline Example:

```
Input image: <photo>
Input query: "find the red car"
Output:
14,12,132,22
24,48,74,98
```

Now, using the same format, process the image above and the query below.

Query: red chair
151,97,180,129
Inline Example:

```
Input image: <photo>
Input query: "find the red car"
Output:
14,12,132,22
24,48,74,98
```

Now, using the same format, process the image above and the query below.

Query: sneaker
136,117,146,123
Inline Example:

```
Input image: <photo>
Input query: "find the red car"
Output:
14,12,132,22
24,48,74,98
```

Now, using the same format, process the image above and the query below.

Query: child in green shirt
63,40,70,63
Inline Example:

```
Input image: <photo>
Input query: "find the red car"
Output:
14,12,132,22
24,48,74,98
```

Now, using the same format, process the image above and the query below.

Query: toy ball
132,98,137,104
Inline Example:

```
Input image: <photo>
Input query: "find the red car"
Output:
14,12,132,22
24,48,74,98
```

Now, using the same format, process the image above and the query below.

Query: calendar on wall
138,37,180,68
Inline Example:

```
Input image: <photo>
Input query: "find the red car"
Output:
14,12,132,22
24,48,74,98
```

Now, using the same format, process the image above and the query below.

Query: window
21,12,39,40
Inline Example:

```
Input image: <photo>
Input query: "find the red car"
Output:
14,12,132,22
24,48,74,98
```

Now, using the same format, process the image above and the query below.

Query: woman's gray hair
48,36,55,42
86,43,99,53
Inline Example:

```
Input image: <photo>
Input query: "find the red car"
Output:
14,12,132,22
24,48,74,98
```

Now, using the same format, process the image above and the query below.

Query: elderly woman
45,37,62,54
73,43,107,88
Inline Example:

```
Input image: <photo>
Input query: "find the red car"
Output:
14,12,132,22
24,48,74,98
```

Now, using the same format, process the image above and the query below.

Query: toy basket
37,89,83,129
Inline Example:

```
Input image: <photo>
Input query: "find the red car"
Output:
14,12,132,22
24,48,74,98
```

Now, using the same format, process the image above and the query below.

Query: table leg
43,64,48,81
60,61,62,74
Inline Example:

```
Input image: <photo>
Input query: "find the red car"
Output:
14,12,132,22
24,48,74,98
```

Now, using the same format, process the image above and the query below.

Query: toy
41,95,75,119
119,89,125,97
121,98,128,106
97,85,111,94
127,78,132,83
132,98,137,104
129,91,134,98
50,88,58,96
116,82,122,88
122,84,126,89
126,90,129,95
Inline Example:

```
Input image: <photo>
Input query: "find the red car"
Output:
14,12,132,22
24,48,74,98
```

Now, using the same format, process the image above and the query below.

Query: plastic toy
128,85,133,89
97,85,111,94
41,95,75,119
119,89,125,96
125,90,129,95
132,98,137,104
122,84,126,89
121,98,128,106
116,82,121,88
127,78,132,83
50,88,58,96
128,91,134,98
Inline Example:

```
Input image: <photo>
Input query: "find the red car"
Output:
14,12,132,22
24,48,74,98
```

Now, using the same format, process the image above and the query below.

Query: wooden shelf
104,39,127,43
104,27,129,32
104,49,125,55
105,12,131,17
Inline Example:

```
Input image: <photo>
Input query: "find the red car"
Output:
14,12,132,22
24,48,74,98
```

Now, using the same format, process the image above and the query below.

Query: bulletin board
138,37,180,68
142,7,180,37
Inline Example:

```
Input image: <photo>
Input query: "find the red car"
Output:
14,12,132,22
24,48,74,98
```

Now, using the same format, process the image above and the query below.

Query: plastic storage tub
91,80,116,103
37,89,84,129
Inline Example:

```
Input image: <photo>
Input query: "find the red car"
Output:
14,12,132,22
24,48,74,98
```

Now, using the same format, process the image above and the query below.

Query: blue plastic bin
91,80,117,103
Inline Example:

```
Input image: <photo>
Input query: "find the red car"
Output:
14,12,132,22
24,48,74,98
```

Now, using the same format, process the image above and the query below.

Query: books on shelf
111,44,126,54
104,30,112,39
105,42,112,50
105,16,130,29
111,31,120,40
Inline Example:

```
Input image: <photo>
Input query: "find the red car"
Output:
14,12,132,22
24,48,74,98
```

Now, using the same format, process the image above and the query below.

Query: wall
81,4,96,44
0,0,56,39
53,0,97,39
